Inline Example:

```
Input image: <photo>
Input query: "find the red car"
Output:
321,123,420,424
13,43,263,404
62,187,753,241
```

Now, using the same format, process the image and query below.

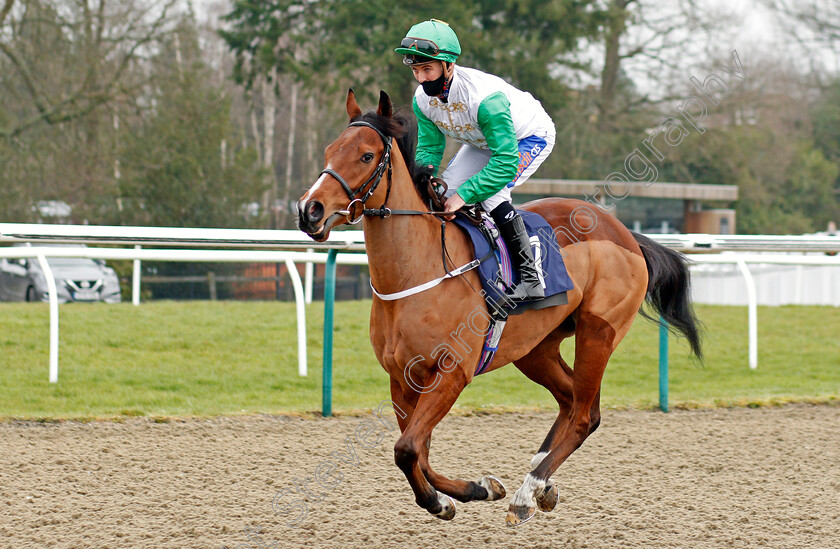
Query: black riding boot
497,211,545,304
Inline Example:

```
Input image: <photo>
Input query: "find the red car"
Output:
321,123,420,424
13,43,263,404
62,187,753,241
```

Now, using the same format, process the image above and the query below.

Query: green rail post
322,249,338,417
659,317,669,413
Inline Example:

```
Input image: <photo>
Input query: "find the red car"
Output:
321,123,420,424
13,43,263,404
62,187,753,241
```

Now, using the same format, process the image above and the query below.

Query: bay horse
297,90,702,526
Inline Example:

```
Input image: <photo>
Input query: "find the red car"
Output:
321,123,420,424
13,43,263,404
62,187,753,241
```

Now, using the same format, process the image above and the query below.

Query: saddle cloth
451,210,573,316
451,210,574,376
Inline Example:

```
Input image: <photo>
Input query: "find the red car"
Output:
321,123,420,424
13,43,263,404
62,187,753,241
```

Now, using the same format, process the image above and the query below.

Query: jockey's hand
413,163,435,184
443,194,466,220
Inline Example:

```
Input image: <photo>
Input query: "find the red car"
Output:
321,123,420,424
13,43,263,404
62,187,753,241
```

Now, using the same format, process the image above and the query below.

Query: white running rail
0,243,365,383
3,223,840,381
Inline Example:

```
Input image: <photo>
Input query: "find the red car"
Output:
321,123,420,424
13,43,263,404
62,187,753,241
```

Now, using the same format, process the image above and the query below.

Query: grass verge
1,301,838,419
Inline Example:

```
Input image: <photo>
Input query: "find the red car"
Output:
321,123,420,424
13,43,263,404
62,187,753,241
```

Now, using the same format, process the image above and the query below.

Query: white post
304,247,314,304
822,266,833,305
737,260,758,369
132,245,141,306
284,259,307,376
36,254,59,383
794,265,803,304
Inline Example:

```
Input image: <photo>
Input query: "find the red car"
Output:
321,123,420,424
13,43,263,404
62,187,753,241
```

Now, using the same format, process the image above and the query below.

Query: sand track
1,404,838,548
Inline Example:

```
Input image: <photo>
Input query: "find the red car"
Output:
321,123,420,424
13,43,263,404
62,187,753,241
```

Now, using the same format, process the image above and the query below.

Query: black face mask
421,73,447,96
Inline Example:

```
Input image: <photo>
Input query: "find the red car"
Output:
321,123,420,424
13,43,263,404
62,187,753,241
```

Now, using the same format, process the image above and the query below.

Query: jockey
395,19,556,305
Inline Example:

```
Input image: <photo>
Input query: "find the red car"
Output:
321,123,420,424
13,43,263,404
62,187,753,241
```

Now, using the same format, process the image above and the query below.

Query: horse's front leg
392,370,505,520
389,380,504,507
419,449,507,503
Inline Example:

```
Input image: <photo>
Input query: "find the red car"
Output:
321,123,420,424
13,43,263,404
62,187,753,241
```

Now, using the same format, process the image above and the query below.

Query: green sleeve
413,97,446,174
456,92,519,205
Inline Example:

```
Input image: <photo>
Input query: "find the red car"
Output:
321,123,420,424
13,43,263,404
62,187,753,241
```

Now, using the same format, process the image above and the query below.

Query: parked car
0,244,122,303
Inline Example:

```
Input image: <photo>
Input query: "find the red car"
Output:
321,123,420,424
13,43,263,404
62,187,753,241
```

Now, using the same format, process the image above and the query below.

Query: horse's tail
632,232,703,361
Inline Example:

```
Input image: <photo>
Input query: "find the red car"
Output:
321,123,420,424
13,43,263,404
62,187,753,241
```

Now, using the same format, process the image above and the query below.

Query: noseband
319,121,394,223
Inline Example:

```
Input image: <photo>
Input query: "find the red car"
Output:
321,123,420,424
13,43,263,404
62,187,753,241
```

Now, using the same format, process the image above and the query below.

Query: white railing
687,254,840,369
3,223,840,382
645,233,840,254
0,223,366,250
0,223,365,383
0,246,370,382
3,223,838,253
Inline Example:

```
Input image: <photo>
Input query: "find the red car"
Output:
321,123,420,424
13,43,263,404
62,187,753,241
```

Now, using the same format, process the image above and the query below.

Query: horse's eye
361,152,374,163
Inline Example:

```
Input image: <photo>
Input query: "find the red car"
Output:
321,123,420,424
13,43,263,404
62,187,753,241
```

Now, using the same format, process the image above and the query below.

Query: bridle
319,120,395,224
320,120,450,223
318,119,487,293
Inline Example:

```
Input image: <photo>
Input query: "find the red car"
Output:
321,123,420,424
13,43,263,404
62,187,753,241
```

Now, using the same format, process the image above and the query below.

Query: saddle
417,173,574,375
423,174,570,308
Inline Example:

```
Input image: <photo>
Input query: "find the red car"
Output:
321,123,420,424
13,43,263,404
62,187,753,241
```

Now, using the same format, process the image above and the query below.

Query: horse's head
297,89,398,242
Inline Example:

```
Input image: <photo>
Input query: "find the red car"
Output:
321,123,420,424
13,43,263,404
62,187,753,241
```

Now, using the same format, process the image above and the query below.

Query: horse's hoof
535,481,559,512
506,503,536,526
431,491,456,521
478,476,507,501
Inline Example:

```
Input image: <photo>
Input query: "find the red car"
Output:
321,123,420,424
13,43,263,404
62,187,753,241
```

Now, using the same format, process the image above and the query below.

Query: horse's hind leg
513,327,575,471
507,311,616,526
513,327,580,515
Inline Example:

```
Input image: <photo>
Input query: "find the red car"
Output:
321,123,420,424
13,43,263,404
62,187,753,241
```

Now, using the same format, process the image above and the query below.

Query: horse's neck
362,164,442,294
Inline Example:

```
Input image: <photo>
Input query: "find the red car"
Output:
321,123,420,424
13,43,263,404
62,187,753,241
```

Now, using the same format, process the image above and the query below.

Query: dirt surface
1,404,838,549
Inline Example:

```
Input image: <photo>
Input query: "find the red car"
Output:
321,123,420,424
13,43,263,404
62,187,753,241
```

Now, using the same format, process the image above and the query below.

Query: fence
3,223,840,413
134,266,372,301
691,259,840,306
0,223,365,383
0,241,366,383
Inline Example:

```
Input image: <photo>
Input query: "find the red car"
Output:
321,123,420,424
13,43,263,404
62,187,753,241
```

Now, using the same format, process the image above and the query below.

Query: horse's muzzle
297,199,325,235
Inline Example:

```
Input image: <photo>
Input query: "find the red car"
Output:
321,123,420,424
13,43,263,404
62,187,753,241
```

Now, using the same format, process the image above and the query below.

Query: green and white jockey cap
395,19,461,66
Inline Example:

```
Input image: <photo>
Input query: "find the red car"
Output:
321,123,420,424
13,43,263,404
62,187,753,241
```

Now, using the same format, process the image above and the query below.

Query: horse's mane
351,109,435,205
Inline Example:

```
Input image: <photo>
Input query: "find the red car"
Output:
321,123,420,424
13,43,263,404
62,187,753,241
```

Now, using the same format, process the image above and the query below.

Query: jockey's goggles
400,37,457,64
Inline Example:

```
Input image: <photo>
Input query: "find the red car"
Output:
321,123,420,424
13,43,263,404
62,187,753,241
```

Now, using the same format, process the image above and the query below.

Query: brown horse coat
298,90,701,525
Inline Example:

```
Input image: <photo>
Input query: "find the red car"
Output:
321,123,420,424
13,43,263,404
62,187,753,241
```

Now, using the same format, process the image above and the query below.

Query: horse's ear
376,90,393,118
346,88,362,119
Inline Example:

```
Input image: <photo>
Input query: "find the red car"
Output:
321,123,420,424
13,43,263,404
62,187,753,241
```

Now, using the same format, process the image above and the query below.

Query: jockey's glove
413,163,436,184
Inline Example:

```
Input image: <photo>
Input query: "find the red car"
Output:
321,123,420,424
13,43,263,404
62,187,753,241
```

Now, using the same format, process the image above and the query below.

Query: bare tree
0,0,179,138
762,0,840,78
764,0,840,43
595,0,728,128
0,0,14,27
